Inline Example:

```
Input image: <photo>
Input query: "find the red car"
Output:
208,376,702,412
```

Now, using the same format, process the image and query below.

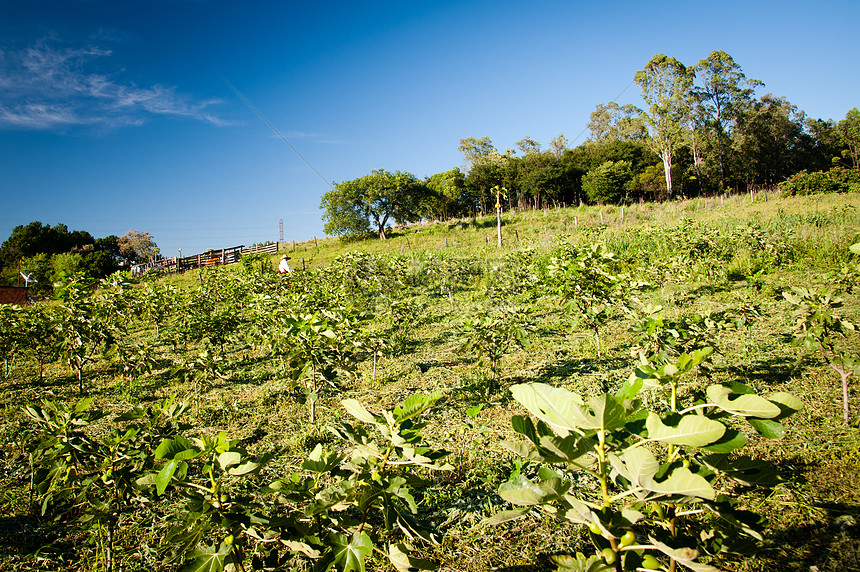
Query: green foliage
239,252,273,276
54,272,118,394
23,391,450,572
784,278,859,423
24,396,188,572
548,243,628,357
582,160,635,204
779,166,860,196
281,308,363,423
321,169,426,239
6,194,860,571
492,349,801,571
459,306,531,383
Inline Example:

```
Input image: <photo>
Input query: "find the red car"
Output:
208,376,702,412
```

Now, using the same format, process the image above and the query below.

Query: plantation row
1,206,859,572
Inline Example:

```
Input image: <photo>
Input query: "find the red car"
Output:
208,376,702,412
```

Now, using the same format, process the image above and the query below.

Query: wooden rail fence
131,243,280,275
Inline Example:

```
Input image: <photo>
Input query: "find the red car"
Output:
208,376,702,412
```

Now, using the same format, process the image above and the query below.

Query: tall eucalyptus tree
694,50,763,190
635,54,694,200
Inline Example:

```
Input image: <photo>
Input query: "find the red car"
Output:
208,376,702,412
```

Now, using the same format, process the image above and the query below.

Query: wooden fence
131,243,281,275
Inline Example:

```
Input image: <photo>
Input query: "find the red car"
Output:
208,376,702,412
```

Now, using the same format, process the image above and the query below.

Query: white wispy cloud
0,39,228,131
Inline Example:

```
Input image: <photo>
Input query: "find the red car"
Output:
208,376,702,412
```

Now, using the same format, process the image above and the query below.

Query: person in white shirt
278,254,293,274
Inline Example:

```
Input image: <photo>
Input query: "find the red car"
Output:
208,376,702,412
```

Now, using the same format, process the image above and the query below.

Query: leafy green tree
321,169,425,240
459,306,531,384
587,102,648,144
582,160,634,204
837,107,860,169
0,305,22,377
694,50,763,190
464,160,504,213
784,285,858,423
422,168,467,220
458,136,497,169
51,252,84,280
635,54,694,200
549,133,569,159
733,94,815,187
515,136,541,155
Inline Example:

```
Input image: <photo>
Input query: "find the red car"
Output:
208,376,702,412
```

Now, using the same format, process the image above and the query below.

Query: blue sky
1,0,858,257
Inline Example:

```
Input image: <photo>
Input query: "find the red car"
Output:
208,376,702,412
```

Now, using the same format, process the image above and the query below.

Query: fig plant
458,305,531,385
784,285,858,423
489,349,802,571
548,243,626,358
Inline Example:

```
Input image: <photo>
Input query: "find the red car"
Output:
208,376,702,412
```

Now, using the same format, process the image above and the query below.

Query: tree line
321,50,860,239
0,223,158,293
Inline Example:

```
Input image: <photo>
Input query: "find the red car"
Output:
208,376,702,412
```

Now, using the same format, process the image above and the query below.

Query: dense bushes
779,166,860,196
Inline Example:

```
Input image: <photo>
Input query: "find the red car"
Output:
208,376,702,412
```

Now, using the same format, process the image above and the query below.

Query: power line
221,77,333,189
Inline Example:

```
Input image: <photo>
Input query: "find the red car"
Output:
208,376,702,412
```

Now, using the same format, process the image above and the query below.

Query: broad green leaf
615,375,643,401
645,412,726,447
73,397,94,412
701,430,748,454
156,459,179,496
511,384,626,434
342,399,378,424
181,542,232,572
767,392,803,418
511,415,541,444
706,456,783,487
707,496,765,540
537,434,596,468
850,242,860,255
155,435,198,460
228,459,263,476
498,474,563,506
647,466,714,499
510,383,584,436
610,449,714,500
218,451,242,471
608,447,656,490
706,385,781,418
483,507,531,525
394,391,442,423
748,418,785,439
388,543,435,572
330,531,372,572
649,538,720,572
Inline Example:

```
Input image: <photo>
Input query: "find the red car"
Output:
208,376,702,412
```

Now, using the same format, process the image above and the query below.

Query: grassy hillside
2,190,859,571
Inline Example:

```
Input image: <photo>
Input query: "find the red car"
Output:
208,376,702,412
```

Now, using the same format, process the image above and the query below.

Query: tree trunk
661,149,674,200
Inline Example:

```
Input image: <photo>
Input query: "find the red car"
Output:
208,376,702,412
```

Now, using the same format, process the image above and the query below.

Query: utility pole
279,219,284,244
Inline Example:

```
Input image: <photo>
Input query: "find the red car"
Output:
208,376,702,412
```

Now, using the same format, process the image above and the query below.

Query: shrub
779,166,860,196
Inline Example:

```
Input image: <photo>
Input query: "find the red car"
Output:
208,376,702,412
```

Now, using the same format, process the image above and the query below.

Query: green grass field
1,190,859,571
